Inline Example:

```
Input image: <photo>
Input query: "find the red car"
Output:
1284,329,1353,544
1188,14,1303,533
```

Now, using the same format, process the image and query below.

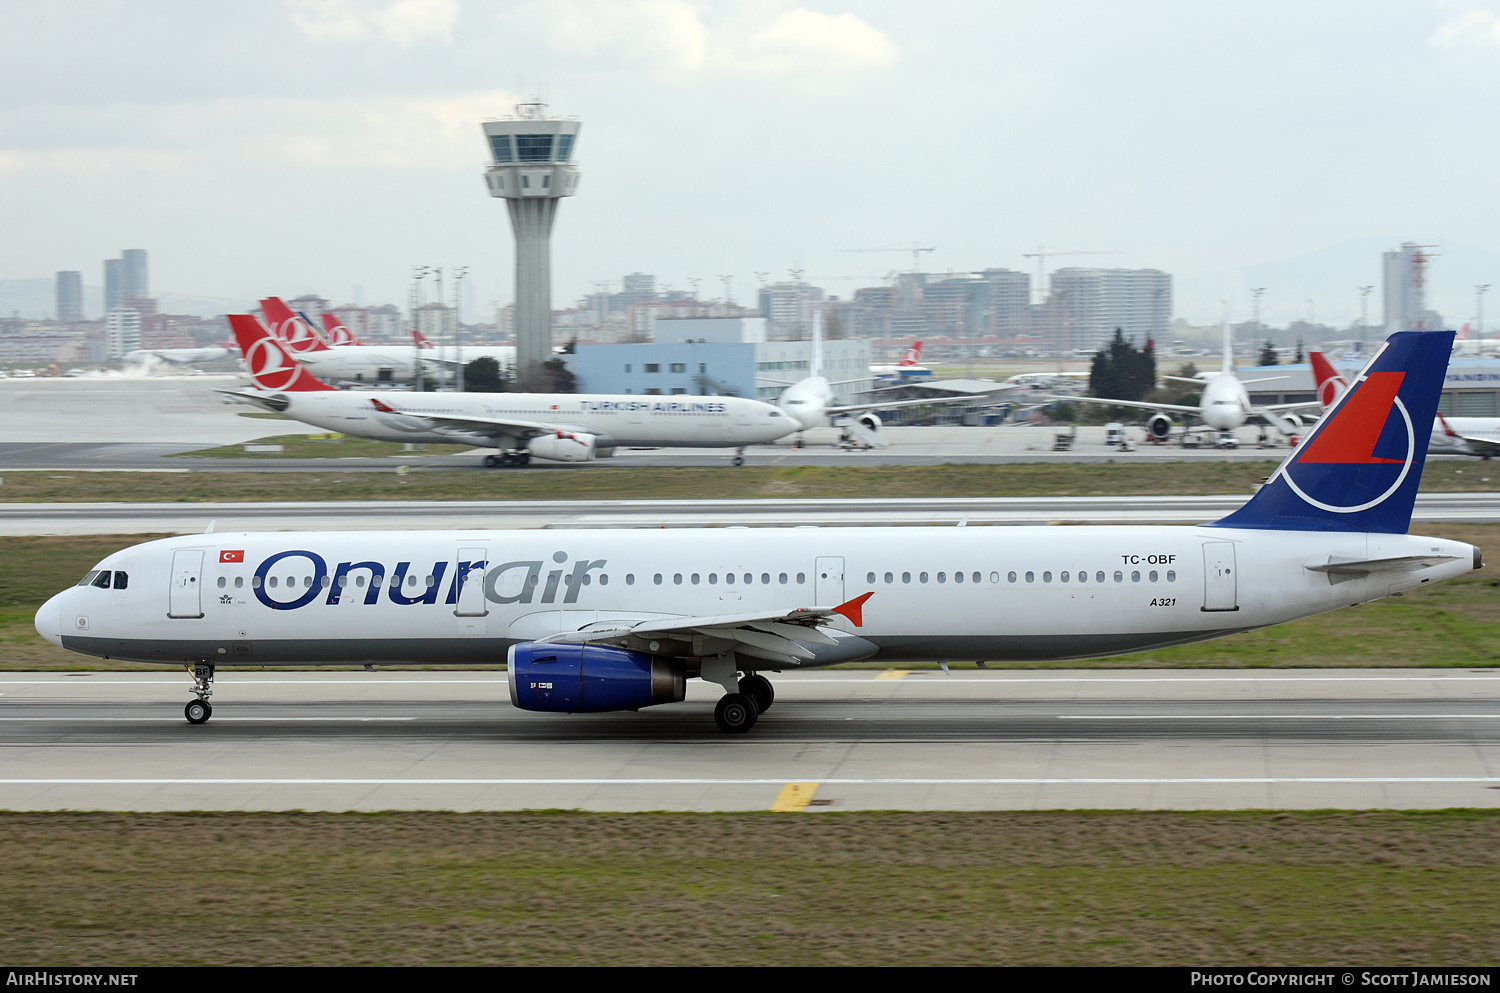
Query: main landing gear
184,662,214,725
713,674,775,733
483,450,532,468
730,447,746,467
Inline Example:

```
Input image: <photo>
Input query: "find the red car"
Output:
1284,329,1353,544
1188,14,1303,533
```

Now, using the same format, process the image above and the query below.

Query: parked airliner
1058,323,1320,447
262,297,515,385
39,331,1476,733
224,316,794,466
1313,349,1500,458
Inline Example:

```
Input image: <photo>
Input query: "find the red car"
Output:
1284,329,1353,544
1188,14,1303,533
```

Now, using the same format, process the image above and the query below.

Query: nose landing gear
731,447,746,467
184,662,214,725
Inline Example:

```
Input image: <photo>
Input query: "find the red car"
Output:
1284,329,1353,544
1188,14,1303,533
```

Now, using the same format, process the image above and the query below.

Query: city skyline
4,3,1500,327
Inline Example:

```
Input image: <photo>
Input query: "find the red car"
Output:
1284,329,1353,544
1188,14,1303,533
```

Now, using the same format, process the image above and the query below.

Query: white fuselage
1429,416,1500,455
260,390,796,449
295,345,517,384
778,376,836,430
125,347,237,367
38,526,1475,667
1196,372,1253,431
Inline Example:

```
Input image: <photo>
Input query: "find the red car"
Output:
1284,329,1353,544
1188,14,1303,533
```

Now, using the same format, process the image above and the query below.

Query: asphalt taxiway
1,669,1496,812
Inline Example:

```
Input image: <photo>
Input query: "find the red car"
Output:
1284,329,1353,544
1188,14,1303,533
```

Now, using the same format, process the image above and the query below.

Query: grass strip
2,460,1499,503
1,810,1497,966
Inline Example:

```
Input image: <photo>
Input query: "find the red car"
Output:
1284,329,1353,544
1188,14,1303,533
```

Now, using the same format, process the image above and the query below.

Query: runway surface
4,492,1498,534
2,669,1497,811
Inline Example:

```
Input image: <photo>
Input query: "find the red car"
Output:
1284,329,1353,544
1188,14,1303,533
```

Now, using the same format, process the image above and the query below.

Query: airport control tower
482,102,580,381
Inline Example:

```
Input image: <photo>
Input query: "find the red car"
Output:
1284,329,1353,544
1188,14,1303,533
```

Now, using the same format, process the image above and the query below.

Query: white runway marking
0,717,415,722
1058,713,1500,720
3,675,1500,685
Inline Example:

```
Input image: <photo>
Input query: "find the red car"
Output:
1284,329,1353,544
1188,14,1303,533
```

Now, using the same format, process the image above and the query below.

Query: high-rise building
104,258,125,312
1046,268,1171,354
980,268,1031,336
105,308,142,359
481,101,581,381
121,249,148,299
1383,242,1436,333
55,271,83,323
757,282,824,339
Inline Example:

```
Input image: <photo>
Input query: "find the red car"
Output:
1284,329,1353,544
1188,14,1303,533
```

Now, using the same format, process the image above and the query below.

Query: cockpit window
91,571,112,589
113,571,128,590
77,570,100,587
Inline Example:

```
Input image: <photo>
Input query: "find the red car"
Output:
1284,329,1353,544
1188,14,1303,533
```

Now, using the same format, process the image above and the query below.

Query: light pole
1250,287,1265,354
1477,284,1490,343
1357,285,1373,356
410,266,428,392
453,266,469,392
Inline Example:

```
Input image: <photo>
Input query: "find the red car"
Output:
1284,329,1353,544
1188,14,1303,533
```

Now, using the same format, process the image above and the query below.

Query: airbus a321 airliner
37,332,1477,733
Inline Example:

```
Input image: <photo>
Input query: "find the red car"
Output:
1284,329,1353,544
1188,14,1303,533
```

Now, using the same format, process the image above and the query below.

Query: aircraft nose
34,592,64,648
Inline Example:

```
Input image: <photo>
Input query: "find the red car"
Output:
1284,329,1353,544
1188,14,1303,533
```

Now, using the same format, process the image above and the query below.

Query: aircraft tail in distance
320,312,361,346
899,341,923,366
229,314,338,392
260,297,329,353
1309,351,1350,413
411,325,434,350
1213,330,1454,534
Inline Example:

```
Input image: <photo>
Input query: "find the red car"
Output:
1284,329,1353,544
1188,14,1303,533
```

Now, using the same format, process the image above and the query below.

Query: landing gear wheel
732,456,745,467
517,451,531,466
484,454,500,467
740,674,774,714
714,693,759,733
185,699,211,725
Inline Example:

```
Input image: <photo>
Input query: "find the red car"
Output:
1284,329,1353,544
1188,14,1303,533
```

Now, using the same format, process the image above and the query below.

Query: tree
1293,338,1305,364
463,356,508,393
1088,328,1157,402
1258,340,1279,366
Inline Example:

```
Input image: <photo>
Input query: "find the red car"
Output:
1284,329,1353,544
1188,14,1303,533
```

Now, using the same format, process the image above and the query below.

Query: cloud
287,0,461,46
1429,8,1500,48
0,89,518,173
530,1,897,75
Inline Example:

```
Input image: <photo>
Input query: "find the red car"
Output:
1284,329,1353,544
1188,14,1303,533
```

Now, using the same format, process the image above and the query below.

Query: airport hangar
1240,356,1500,418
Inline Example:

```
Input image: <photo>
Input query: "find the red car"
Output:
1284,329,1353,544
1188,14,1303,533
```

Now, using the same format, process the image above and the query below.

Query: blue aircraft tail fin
1211,330,1453,533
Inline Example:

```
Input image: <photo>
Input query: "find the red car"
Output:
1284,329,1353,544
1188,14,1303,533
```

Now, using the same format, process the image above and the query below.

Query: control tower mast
481,102,581,382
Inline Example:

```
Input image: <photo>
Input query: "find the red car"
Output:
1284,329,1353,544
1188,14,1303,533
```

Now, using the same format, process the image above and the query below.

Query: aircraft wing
1045,395,1203,415
825,394,989,417
1444,428,1500,458
1256,400,1323,413
537,593,874,666
395,410,594,441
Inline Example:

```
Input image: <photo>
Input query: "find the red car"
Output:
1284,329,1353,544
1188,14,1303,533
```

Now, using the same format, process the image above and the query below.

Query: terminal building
569,317,872,400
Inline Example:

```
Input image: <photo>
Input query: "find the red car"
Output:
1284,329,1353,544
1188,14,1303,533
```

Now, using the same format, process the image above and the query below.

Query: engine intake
527,430,598,462
1145,413,1174,440
508,643,685,713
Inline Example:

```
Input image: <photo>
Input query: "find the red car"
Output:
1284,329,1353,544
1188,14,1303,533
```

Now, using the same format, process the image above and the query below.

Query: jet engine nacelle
856,413,882,435
1145,413,1174,440
526,430,598,463
507,643,686,713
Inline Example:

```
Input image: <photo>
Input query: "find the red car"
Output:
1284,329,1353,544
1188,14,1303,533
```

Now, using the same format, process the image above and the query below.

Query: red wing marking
832,591,874,627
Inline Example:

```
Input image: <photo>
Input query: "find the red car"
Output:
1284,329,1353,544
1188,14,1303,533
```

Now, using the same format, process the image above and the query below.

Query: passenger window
1007,571,1016,583
674,574,682,585
797,573,805,584
937,572,946,583
217,577,227,589
1131,571,1140,582
1025,572,1034,583
779,573,788,584
1149,570,1158,582
708,574,717,585
1167,570,1176,582
990,572,999,583
919,572,929,583
355,576,365,587
954,571,963,584
114,571,128,589
425,576,435,588
626,574,635,586
1114,571,1124,583
1060,572,1069,583
691,574,700,585
761,573,770,585
902,572,911,583
867,572,876,583
1042,572,1052,583
235,577,244,589
269,577,278,589
1096,572,1105,583
884,572,893,584
252,576,262,588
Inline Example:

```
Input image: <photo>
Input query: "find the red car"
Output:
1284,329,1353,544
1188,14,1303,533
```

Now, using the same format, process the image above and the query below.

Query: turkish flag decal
220,550,245,563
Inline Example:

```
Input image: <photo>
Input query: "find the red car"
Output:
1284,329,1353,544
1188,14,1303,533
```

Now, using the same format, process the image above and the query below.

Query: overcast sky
4,1,1500,325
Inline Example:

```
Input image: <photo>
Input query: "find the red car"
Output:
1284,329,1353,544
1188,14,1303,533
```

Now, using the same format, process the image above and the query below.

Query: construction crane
836,242,936,275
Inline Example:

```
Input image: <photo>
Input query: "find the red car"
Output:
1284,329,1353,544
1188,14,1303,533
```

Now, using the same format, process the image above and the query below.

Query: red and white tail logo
411,325,434,350
229,315,337,392
899,341,923,366
260,297,329,353
320,312,360,346
1309,351,1350,412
